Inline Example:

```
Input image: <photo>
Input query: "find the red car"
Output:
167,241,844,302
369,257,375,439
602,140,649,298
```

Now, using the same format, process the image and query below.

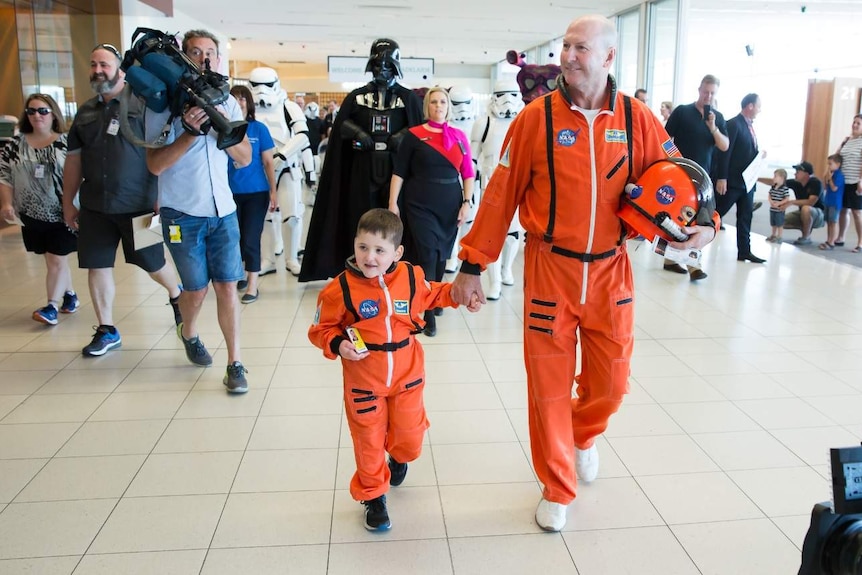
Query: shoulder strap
405,263,423,334
543,94,557,242
338,273,360,324
481,116,490,143
623,95,633,182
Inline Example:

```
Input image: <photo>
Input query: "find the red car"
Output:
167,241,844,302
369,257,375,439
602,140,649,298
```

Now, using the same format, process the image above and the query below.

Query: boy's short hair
828,153,843,165
774,168,787,180
357,208,403,246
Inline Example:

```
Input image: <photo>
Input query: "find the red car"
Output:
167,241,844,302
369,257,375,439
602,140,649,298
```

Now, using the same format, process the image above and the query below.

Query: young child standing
767,168,791,242
308,208,478,531
821,153,845,250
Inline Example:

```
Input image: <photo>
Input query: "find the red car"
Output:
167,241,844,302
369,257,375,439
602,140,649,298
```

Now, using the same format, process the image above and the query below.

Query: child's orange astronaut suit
458,77,719,505
309,258,458,501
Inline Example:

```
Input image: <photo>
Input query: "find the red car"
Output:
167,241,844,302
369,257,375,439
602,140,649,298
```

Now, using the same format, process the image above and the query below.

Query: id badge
168,225,182,243
107,118,120,136
34,164,45,179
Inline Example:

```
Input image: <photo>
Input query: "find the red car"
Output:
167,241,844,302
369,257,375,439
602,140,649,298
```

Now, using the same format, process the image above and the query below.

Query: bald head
567,15,617,51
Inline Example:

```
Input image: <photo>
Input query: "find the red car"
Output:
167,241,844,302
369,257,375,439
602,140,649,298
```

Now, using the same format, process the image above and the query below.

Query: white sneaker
535,498,567,531
576,444,599,483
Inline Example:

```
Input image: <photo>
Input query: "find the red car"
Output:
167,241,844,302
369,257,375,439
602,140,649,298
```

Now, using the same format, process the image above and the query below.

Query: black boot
423,311,437,337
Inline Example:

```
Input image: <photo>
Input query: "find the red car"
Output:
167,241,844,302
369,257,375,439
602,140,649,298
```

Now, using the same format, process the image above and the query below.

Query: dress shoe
752,201,763,212
423,311,437,337
737,253,766,264
689,269,708,281
663,262,687,274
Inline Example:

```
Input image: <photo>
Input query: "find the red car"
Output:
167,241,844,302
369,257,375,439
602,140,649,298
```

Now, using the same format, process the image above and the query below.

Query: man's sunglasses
25,107,52,116
93,43,122,60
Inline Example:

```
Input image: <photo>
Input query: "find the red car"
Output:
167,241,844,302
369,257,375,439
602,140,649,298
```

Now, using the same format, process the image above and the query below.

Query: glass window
615,9,640,96
647,0,678,118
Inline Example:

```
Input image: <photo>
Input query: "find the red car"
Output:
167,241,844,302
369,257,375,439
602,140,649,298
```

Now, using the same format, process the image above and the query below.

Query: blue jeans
159,207,243,291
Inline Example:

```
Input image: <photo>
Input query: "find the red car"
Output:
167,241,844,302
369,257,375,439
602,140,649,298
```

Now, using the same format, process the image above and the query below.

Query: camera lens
824,518,862,573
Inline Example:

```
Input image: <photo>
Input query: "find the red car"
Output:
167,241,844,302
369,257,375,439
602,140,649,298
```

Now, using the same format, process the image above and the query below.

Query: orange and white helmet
617,158,715,242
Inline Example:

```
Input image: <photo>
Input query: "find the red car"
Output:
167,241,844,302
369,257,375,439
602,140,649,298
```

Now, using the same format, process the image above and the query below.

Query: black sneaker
224,361,249,394
388,456,408,487
362,495,391,531
82,325,122,357
169,293,182,326
176,323,212,366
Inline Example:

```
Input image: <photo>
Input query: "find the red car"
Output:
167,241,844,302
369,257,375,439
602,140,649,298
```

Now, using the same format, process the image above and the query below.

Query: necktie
748,121,757,151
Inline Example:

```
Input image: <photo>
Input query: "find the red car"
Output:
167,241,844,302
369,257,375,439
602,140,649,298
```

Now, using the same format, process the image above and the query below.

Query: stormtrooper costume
248,67,316,276
444,85,478,273
470,79,525,300
303,101,323,207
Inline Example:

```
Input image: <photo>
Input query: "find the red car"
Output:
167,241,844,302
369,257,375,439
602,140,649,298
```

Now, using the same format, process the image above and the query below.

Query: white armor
248,66,316,276
445,85,478,272
471,79,525,300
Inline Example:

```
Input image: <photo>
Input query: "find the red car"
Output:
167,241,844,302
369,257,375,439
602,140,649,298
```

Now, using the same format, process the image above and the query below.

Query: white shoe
285,259,301,276
576,444,599,483
535,498,567,531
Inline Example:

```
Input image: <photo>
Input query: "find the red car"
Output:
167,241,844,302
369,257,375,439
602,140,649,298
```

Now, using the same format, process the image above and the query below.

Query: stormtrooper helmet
248,67,286,110
304,101,320,120
449,85,476,123
489,79,525,119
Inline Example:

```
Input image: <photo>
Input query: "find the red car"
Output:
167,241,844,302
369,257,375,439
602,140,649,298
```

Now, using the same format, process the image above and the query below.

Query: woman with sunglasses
0,93,79,325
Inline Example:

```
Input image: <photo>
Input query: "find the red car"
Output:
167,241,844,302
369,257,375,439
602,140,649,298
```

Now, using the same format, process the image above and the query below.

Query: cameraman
145,29,252,394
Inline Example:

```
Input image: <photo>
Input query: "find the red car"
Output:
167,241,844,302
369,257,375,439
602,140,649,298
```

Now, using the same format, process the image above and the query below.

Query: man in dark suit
714,93,766,263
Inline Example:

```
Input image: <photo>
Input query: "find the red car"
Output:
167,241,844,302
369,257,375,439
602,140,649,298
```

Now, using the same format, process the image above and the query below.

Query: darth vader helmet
365,38,403,88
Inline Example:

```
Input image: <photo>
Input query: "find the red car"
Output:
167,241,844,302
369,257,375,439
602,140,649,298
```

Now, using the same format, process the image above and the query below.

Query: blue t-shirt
825,168,844,209
228,120,274,194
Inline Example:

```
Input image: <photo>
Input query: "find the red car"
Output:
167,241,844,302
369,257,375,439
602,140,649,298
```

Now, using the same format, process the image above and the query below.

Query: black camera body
120,27,247,150
799,445,862,574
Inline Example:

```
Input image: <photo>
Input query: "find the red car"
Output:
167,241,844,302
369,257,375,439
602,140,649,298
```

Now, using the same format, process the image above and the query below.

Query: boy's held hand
338,340,367,361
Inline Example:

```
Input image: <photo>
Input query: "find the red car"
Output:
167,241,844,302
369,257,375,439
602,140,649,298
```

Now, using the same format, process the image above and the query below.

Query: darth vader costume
300,39,423,281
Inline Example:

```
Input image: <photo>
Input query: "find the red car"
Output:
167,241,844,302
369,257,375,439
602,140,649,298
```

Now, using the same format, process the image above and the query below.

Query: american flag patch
662,139,680,157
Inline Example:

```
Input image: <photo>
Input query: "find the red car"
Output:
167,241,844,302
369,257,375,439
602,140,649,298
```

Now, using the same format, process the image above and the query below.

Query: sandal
819,243,834,250
835,242,845,247
853,246,862,253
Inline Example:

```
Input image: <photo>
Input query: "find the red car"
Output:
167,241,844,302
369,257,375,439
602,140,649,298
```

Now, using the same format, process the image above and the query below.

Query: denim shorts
159,207,243,291
826,205,840,223
769,210,785,227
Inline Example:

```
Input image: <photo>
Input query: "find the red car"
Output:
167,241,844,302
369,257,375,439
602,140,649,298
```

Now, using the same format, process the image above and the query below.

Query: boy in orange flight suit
309,208,479,531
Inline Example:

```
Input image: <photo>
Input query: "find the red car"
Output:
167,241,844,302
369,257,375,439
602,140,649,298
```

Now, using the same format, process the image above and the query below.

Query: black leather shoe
423,311,437,337
689,269,708,281
737,253,766,264
663,263,687,274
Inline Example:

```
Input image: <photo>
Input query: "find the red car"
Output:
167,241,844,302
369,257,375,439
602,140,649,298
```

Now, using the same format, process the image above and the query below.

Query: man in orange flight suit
451,15,720,532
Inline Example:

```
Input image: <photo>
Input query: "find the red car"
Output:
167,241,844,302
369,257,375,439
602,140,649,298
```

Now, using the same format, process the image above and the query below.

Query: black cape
299,82,423,282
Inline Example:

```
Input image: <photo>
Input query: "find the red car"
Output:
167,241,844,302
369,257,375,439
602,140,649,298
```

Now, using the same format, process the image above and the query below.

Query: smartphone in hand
703,104,712,121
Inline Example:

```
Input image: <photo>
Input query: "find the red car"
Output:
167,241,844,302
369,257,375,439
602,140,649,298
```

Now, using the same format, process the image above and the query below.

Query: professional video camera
119,27,247,150
799,444,862,574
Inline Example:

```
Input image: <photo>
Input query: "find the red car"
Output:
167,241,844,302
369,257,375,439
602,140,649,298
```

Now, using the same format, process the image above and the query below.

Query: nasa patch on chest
358,299,380,319
393,300,409,315
557,128,580,147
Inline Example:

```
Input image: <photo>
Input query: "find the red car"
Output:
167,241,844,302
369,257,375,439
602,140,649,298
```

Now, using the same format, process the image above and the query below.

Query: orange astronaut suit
459,77,716,505
308,258,458,501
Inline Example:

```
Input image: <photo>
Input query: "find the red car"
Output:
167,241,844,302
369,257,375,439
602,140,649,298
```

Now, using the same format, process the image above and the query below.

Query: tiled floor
0,222,858,574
